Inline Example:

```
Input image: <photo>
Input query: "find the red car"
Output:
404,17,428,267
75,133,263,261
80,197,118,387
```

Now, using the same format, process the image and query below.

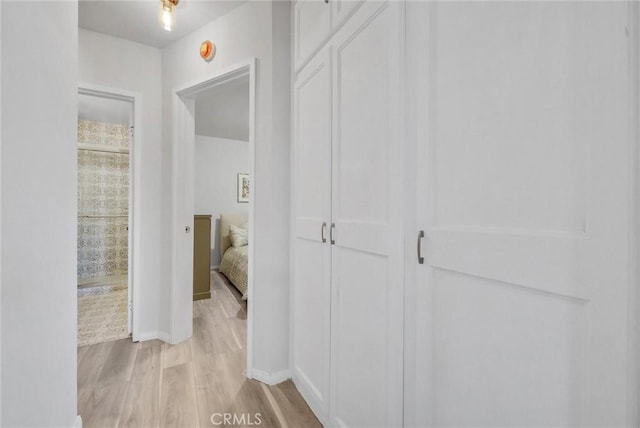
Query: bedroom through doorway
191,69,251,366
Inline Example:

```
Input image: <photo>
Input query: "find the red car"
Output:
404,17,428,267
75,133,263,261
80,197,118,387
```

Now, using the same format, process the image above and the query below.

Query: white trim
73,415,83,428
630,0,640,425
133,331,162,342
170,60,256,380
175,62,252,98
158,330,172,343
0,2,3,423
211,265,220,271
77,84,142,342
288,0,297,408
293,0,363,74
169,93,194,344
251,368,291,386
247,57,256,378
292,371,329,426
133,330,171,344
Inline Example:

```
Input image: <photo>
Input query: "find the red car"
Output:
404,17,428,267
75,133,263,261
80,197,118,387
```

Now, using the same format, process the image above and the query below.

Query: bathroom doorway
77,88,135,347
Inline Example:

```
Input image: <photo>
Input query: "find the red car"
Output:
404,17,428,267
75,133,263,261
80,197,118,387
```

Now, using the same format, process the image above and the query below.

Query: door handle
330,223,336,245
321,222,327,243
417,230,424,264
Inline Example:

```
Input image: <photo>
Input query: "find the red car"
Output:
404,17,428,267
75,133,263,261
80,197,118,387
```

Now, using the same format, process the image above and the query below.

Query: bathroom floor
78,280,129,347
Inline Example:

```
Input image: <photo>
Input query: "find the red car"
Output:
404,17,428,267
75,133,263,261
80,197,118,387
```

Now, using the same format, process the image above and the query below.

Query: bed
218,213,249,300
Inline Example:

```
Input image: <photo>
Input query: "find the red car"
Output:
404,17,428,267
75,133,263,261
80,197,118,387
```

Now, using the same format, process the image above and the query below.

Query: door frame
631,1,640,422
77,84,142,340
170,59,256,376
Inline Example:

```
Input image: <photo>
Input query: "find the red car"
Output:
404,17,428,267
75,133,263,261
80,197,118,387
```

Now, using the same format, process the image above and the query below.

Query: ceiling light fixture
160,0,179,32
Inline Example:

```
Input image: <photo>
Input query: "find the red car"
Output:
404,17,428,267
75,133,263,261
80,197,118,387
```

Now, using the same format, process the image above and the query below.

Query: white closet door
294,0,331,69
331,0,362,32
292,48,332,420
330,2,404,427
413,2,634,426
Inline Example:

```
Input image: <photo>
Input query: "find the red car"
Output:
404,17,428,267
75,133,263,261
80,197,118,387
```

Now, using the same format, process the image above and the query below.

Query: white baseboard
250,368,291,386
73,415,83,428
133,331,159,342
292,369,329,425
134,330,172,343
158,331,172,343
211,265,220,271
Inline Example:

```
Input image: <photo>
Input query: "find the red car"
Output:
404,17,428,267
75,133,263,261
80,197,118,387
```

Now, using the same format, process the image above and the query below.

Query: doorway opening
77,87,139,347
171,60,256,375
193,73,250,294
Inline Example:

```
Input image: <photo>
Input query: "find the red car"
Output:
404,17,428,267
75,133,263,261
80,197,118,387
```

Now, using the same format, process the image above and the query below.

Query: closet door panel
331,249,389,426
293,237,330,403
292,48,332,421
411,2,633,426
294,0,331,69
330,2,404,427
331,0,363,32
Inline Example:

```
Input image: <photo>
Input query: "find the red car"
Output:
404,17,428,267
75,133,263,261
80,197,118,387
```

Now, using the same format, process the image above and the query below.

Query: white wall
162,0,291,376
195,136,249,268
1,2,78,426
195,79,250,142
79,29,163,339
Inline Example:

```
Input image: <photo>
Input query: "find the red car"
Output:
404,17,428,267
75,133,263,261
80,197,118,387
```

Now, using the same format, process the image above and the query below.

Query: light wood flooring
78,271,321,428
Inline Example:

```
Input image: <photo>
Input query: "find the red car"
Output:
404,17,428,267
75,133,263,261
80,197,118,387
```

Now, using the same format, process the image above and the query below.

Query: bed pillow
229,224,248,248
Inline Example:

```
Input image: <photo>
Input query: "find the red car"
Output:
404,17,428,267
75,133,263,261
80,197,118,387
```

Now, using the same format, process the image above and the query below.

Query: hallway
78,272,320,427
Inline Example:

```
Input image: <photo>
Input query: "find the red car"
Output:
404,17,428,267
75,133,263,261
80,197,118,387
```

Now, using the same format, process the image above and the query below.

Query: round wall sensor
200,40,216,62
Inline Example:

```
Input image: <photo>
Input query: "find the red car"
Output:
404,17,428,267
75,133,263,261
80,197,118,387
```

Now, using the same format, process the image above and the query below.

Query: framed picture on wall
237,173,250,203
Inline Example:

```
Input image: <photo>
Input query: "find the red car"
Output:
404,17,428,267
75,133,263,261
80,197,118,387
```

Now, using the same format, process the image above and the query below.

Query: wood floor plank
77,343,89,362
118,344,162,428
259,382,289,428
223,380,283,428
160,362,200,428
190,316,218,376
78,340,117,419
271,381,324,428
193,299,205,319
195,371,237,426
78,340,114,388
193,350,245,420
81,381,129,428
209,319,244,356
139,338,164,349
163,339,193,369
96,338,138,387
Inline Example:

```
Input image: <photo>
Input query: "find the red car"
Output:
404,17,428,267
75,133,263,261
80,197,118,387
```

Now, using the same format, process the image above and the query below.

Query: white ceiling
195,76,249,141
78,94,133,125
79,0,246,48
